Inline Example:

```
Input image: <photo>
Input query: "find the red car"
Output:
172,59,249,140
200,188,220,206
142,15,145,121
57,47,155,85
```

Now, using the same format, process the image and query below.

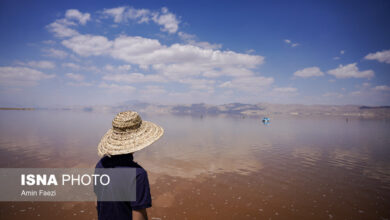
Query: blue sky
0,0,389,107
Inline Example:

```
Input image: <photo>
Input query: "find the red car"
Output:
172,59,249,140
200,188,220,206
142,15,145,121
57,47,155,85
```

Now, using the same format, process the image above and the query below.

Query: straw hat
98,111,164,157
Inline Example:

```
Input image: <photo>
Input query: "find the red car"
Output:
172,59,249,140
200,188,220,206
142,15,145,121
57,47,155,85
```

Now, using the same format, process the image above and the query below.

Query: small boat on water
262,117,270,125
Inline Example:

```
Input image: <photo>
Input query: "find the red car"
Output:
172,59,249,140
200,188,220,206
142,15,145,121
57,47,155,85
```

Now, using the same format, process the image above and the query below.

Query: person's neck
111,153,134,161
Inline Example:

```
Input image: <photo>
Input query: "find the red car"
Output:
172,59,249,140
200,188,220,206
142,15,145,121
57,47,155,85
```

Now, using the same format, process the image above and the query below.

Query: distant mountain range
39,102,390,119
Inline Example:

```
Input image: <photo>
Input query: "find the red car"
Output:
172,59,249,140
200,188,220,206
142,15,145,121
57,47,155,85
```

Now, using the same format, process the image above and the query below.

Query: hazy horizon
3,100,390,110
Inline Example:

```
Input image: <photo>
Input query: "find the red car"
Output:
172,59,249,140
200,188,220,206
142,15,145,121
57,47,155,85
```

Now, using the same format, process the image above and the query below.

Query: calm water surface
0,110,389,219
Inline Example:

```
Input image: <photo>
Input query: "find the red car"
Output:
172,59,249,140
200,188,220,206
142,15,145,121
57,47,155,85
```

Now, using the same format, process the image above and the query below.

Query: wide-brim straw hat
98,111,164,157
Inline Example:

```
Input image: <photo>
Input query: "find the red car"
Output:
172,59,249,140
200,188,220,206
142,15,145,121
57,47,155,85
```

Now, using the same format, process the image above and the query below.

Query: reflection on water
0,110,389,219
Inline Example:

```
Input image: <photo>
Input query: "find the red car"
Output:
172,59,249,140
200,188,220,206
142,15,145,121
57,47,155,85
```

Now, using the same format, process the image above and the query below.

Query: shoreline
0,108,34,111
0,108,35,111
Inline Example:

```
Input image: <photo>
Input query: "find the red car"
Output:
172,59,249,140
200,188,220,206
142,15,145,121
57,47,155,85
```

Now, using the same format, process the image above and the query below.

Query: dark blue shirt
95,154,152,220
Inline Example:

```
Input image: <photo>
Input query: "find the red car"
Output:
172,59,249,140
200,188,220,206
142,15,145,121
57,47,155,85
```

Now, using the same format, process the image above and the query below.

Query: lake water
0,110,389,219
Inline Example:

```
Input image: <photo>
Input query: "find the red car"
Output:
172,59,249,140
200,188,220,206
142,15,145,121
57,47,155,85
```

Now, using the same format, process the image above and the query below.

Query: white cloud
246,49,255,54
127,8,151,23
189,41,222,50
344,84,390,100
102,7,127,23
66,73,84,81
142,85,167,95
373,85,390,91
44,48,68,59
0,66,54,86
99,82,136,92
65,9,91,25
350,91,361,96
48,8,265,92
271,87,298,98
177,78,215,90
110,36,161,64
104,64,132,72
118,65,131,71
103,73,166,83
323,92,344,98
83,65,100,72
104,64,115,71
364,49,390,64
103,6,179,33
333,50,345,60
29,61,56,69
284,39,299,47
103,6,150,23
103,72,215,92
219,76,274,92
62,35,112,56
67,81,92,87
17,60,56,69
178,32,222,49
61,34,263,80
327,63,374,79
163,89,216,104
61,33,265,92
47,18,79,38
272,87,298,93
152,7,179,33
47,9,90,38
45,8,274,99
293,66,324,78
42,40,56,45
62,62,81,69
177,32,195,41
129,38,260,68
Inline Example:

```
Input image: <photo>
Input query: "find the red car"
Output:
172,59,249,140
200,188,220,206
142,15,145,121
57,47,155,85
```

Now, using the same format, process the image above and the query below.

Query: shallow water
0,110,389,219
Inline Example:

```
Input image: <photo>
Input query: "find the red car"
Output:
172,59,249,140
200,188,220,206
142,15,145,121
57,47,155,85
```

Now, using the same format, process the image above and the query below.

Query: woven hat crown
98,110,164,157
112,111,142,132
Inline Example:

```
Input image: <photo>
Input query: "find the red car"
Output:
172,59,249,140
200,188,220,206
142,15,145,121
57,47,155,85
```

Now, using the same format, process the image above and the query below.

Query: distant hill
39,102,390,119
171,103,264,116
359,106,390,109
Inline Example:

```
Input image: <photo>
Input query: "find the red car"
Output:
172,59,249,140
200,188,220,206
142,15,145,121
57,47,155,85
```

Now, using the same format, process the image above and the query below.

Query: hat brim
98,121,164,157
